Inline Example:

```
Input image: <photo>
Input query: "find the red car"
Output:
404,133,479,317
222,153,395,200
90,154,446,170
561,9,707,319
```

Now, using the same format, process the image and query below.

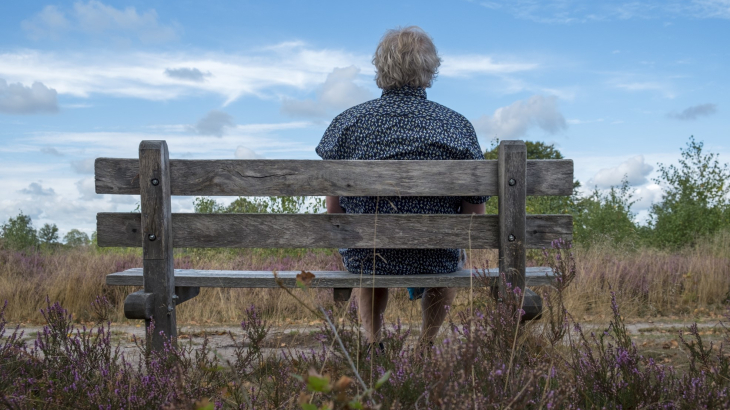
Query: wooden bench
95,140,573,351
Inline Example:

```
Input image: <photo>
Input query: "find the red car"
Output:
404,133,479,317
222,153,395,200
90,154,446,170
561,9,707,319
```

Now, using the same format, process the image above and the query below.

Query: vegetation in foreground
2,243,730,408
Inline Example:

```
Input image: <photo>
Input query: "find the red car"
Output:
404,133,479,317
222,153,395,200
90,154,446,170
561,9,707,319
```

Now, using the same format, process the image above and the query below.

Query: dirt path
9,318,725,368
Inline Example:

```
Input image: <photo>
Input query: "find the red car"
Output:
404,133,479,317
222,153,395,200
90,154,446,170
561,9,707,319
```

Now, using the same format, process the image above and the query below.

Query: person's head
372,26,441,90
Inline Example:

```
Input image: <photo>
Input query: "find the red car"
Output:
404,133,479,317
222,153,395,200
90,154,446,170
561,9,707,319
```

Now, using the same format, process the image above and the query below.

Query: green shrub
573,178,639,246
1,211,38,250
648,136,730,248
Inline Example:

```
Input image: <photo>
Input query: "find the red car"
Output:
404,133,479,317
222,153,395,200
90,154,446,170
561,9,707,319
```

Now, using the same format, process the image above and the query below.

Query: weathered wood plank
95,159,574,197
106,268,557,288
498,140,527,298
139,141,177,350
97,213,573,249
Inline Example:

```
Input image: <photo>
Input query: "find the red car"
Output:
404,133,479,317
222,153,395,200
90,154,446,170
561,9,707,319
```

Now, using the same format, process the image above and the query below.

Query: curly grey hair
372,26,441,90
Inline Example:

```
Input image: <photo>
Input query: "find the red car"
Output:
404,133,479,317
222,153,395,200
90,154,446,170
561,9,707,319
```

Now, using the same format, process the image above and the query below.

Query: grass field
1,232,728,325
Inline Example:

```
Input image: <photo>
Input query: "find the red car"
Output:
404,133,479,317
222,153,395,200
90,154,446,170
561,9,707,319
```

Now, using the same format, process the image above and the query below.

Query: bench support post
497,140,542,320
497,140,527,299
139,140,176,352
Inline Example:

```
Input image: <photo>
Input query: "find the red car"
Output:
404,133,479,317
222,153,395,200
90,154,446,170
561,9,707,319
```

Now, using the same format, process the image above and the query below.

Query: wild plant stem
504,282,527,391
319,306,369,392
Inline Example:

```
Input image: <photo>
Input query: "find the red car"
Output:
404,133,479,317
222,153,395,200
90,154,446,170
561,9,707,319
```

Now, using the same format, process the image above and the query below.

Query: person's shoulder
424,101,473,127
335,98,382,121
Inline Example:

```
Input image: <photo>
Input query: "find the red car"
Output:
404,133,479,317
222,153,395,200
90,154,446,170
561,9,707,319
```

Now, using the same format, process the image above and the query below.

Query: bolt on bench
95,140,573,352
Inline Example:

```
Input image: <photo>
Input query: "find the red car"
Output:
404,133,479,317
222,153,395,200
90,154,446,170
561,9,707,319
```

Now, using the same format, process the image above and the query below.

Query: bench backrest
95,142,573,250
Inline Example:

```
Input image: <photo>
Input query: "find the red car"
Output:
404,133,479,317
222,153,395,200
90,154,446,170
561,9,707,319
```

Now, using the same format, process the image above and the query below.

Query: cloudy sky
1,0,728,236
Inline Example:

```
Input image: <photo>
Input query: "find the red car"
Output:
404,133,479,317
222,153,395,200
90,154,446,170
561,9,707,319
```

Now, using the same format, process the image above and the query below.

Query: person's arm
326,196,345,213
460,200,485,215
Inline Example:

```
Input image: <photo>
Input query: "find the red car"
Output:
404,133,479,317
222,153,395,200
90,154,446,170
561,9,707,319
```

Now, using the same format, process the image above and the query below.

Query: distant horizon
1,0,728,235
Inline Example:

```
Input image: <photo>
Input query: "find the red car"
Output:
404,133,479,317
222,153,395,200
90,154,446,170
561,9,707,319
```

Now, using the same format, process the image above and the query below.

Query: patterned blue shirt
316,85,487,275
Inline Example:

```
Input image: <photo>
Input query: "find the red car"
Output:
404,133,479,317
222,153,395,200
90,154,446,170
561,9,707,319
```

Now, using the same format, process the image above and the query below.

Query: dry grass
0,232,728,325
563,231,730,321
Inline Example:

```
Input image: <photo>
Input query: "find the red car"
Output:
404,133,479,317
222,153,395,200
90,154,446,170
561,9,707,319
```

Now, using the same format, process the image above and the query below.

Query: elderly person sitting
316,26,487,350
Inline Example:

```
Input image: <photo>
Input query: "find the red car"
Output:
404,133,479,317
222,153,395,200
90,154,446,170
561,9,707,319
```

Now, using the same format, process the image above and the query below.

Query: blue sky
1,0,728,236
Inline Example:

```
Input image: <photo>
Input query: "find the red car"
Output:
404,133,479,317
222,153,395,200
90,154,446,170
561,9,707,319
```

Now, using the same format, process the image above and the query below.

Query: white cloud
281,66,373,118
0,45,538,107
190,110,234,137
40,146,64,156
20,182,56,197
472,95,567,140
566,118,604,125
23,130,316,159
164,67,211,82
234,146,264,159
148,121,313,134
668,103,717,120
476,0,730,23
75,178,97,200
0,79,58,114
605,73,677,99
70,158,95,174
612,81,675,98
2,180,108,237
589,155,654,188
439,55,538,77
0,44,368,105
692,0,730,19
633,183,663,210
21,5,70,40
22,1,180,43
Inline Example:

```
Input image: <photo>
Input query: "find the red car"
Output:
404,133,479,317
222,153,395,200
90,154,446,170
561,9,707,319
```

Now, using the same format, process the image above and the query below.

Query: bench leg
521,288,543,322
174,286,200,305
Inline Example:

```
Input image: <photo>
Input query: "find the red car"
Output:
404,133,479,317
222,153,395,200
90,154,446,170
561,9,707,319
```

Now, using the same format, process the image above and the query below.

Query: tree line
1,135,728,251
0,215,91,250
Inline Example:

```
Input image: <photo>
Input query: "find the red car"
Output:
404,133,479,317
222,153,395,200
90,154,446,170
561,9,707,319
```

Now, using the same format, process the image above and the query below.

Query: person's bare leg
420,287,457,343
357,288,389,343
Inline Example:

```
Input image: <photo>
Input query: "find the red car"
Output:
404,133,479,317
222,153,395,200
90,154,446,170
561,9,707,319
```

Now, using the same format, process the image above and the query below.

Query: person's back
318,85,486,275
316,26,487,351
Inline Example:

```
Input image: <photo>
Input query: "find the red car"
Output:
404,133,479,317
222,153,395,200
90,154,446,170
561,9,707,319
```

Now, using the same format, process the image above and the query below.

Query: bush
0,212,38,251
573,177,639,246
648,136,730,248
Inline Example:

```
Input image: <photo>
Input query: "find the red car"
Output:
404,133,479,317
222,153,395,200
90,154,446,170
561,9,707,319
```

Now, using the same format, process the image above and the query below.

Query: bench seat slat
106,268,557,288
97,213,572,249
95,159,574,197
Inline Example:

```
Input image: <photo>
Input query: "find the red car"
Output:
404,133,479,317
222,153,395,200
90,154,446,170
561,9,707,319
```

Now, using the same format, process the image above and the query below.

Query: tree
483,140,581,216
1,212,38,250
194,196,325,214
484,140,564,161
64,229,90,247
648,136,730,248
38,223,59,244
